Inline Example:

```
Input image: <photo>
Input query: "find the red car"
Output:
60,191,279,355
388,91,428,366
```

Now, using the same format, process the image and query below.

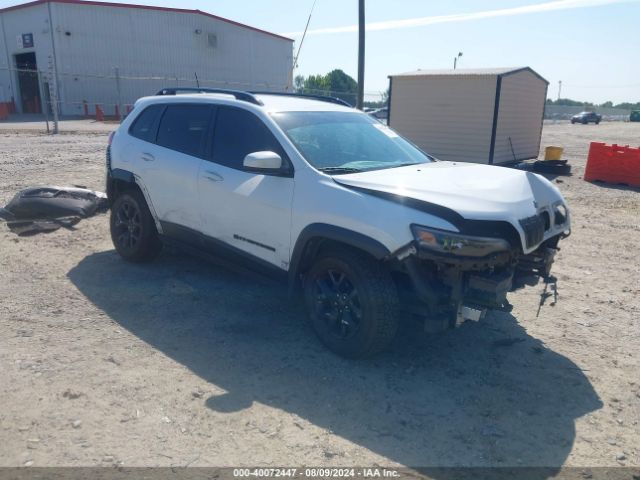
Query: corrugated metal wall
389,75,497,164
0,2,293,115
52,2,292,115
493,70,546,164
0,3,54,111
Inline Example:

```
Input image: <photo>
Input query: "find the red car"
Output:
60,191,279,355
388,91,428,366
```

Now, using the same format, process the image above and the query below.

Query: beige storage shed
388,67,549,165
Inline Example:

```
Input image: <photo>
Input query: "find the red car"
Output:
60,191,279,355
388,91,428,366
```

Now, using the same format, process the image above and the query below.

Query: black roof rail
250,91,352,108
155,87,263,106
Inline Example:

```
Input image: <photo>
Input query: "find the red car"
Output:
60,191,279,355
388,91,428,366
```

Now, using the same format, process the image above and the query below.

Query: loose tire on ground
110,189,162,262
303,247,399,358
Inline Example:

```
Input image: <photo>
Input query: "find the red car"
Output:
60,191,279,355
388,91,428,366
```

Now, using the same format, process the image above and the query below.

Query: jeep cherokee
106,88,571,358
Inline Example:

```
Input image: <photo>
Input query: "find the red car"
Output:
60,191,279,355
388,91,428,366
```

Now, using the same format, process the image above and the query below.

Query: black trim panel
159,221,287,282
488,76,502,165
337,184,522,249
339,183,466,227
109,168,135,183
233,234,276,252
387,76,393,127
288,223,392,295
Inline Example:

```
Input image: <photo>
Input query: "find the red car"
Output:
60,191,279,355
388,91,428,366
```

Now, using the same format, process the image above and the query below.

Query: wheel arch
288,223,391,297
107,168,139,206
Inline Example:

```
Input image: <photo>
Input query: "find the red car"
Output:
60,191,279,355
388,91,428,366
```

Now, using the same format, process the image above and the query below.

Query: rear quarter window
129,104,164,143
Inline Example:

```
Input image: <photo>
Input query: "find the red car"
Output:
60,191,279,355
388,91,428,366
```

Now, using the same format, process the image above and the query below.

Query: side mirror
243,151,283,170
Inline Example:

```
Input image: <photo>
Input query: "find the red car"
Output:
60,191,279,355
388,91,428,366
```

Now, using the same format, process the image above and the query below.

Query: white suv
107,88,570,358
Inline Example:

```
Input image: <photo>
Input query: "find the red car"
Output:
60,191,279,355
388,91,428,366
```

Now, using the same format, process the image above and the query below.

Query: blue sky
1,0,638,103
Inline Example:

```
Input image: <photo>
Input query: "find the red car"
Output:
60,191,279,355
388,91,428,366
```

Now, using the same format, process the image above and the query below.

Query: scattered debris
71,419,82,429
105,355,121,366
62,389,84,400
0,186,108,236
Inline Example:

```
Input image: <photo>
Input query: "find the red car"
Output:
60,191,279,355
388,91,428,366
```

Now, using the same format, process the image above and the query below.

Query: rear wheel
303,247,399,358
110,189,161,262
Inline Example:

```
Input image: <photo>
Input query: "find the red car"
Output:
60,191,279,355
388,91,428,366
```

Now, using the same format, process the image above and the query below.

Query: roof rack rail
250,91,352,108
155,87,263,106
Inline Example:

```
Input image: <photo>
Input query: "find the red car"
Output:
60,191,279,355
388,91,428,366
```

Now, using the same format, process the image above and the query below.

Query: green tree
294,75,305,93
301,69,358,106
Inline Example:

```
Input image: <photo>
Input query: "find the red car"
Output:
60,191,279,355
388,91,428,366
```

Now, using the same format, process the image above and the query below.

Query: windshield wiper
318,167,363,174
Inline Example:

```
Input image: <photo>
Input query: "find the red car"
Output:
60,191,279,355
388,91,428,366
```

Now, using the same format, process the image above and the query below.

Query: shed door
492,71,547,164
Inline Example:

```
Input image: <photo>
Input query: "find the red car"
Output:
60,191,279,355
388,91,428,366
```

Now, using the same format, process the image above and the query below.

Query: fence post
115,66,123,122
47,56,59,134
38,70,50,133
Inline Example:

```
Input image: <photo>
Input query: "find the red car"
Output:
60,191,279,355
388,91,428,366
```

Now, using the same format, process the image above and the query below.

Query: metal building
0,0,293,116
388,67,549,165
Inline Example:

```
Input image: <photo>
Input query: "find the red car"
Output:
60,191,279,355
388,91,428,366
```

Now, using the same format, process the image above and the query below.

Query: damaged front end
393,221,569,330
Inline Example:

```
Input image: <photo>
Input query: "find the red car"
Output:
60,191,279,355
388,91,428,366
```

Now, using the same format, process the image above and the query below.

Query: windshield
271,111,433,173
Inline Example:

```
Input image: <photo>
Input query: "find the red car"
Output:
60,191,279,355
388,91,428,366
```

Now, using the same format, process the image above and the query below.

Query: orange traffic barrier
584,142,640,187
95,104,104,122
0,102,9,120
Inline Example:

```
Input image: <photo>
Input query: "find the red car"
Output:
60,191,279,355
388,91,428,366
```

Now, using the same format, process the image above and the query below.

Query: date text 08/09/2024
233,468,401,478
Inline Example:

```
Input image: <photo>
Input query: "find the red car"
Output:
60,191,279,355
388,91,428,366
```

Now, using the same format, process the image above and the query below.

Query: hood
333,161,564,222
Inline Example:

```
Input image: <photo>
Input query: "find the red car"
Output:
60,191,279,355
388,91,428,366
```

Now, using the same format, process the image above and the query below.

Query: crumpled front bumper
397,233,565,325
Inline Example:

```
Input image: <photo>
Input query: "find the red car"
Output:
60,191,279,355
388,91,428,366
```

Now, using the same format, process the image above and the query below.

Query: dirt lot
0,122,638,470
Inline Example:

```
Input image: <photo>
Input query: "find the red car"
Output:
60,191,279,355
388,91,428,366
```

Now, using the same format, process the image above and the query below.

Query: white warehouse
388,67,549,165
0,0,293,116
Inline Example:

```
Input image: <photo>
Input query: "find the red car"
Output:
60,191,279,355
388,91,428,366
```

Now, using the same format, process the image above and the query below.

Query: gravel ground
0,122,638,470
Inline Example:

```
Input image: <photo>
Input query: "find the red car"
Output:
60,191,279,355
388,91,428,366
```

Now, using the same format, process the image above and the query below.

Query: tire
110,189,162,262
596,120,600,125
571,120,575,124
303,247,399,358
533,160,572,175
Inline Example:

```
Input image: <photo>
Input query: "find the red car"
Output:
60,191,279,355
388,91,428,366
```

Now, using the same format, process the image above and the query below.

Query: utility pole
115,67,123,122
557,80,562,100
356,0,365,110
48,56,59,134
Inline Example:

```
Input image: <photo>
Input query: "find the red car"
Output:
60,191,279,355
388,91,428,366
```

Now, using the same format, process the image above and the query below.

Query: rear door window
156,104,214,158
211,106,288,170
129,104,164,143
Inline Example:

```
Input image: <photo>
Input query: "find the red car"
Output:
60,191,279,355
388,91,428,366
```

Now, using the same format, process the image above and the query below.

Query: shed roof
390,67,549,83
0,0,293,42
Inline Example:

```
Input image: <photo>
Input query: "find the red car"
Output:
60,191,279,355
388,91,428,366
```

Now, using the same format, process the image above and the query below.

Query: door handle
141,152,155,162
203,170,224,182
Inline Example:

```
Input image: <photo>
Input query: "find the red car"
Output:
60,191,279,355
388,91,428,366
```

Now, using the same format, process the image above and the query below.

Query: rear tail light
108,131,115,146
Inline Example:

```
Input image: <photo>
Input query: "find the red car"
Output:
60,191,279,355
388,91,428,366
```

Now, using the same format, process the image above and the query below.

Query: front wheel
110,190,162,262
303,248,399,358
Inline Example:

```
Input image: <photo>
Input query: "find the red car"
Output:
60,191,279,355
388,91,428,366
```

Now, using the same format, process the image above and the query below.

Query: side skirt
159,221,288,287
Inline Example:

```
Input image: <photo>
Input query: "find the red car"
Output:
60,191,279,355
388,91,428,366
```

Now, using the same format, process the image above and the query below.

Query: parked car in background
630,110,640,122
368,107,388,121
571,111,601,124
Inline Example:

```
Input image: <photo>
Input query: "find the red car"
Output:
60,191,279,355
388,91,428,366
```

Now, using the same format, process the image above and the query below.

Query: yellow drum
544,146,564,160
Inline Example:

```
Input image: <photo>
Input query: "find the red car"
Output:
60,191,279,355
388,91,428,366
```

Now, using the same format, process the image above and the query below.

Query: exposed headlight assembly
411,224,511,258
553,203,568,226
